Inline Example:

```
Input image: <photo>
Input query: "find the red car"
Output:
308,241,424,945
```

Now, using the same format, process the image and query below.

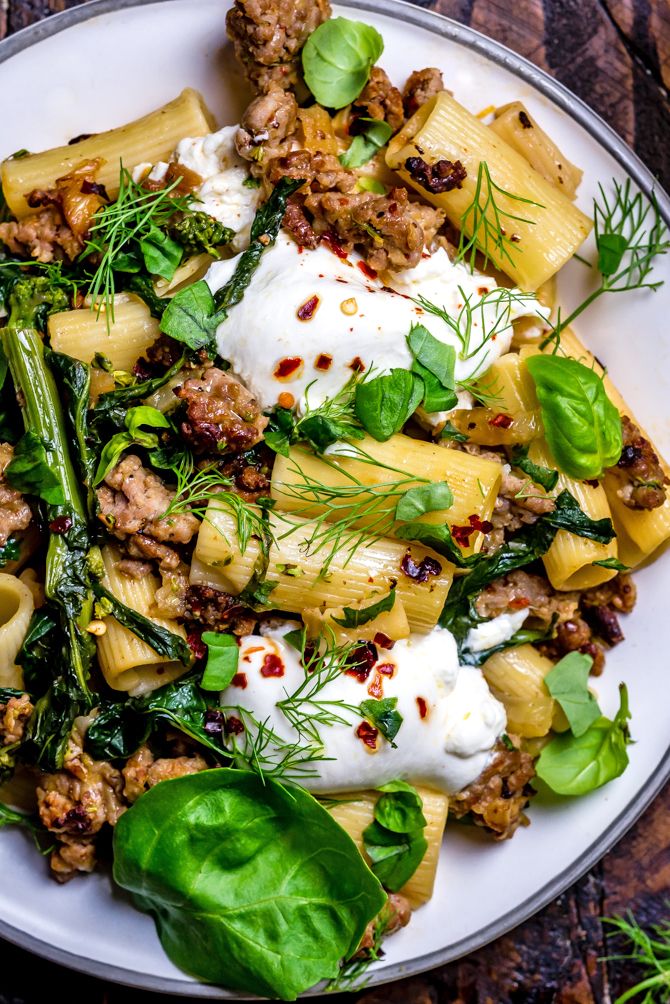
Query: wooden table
1,1,669,1001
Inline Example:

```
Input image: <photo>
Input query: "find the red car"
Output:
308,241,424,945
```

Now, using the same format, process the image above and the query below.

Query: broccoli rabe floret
8,276,70,331
169,211,235,257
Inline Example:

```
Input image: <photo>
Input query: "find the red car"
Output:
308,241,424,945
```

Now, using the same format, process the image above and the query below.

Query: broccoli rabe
8,276,70,331
169,211,235,257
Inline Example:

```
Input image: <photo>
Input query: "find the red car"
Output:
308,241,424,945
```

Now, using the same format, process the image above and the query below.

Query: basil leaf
339,119,393,168
159,280,223,351
536,684,631,795
597,232,628,276
94,405,171,485
363,822,428,891
510,445,559,492
375,780,426,832
354,369,424,441
139,225,183,281
5,430,65,505
200,632,239,691
544,651,601,737
395,481,454,521
333,589,395,628
592,557,630,572
357,176,387,195
92,583,191,664
407,324,457,413
396,520,469,567
440,420,468,443
113,769,386,999
359,698,403,747
526,355,623,479
302,17,384,109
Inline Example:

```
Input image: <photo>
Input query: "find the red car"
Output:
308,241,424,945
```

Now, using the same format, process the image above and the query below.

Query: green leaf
592,557,630,572
526,355,623,479
302,17,384,109
440,420,468,443
354,369,423,441
94,405,171,485
159,280,222,351
544,652,602,737
359,698,403,747
536,683,631,795
333,589,396,628
113,769,386,999
597,232,629,277
357,176,387,195
339,119,393,168
395,520,468,566
375,780,426,833
92,583,191,664
200,632,239,691
395,482,454,521
542,490,615,543
139,225,183,280
407,324,457,413
362,822,427,892
5,430,65,505
510,444,559,492
0,537,20,568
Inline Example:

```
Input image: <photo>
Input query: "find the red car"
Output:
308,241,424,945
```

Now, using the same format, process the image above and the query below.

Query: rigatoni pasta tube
386,92,591,290
490,102,583,198
271,434,501,556
482,644,555,738
327,787,449,908
96,546,189,696
2,88,215,219
0,573,34,689
48,295,160,371
191,500,263,594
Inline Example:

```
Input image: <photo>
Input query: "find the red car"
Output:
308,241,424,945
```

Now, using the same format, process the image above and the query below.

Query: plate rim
0,0,669,996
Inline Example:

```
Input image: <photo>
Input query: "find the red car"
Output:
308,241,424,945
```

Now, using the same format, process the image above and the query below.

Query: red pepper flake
260,654,285,677
509,597,531,610
451,514,494,546
186,632,207,659
367,672,384,699
315,353,333,371
416,696,429,720
356,721,379,750
297,245,304,254
274,356,303,380
231,672,248,689
489,413,513,429
297,294,320,321
477,286,490,295
321,232,348,259
377,662,395,677
400,549,442,582
373,632,395,650
357,261,378,280
49,515,73,534
345,642,378,682
224,715,245,736
349,356,365,372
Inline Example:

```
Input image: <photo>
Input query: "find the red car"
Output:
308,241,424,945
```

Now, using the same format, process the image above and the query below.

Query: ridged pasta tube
0,573,34,689
48,295,160,372
386,92,591,290
490,102,583,198
327,787,449,908
2,89,215,219
482,644,555,738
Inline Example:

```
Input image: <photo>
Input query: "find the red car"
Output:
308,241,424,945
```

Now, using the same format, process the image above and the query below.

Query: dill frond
603,911,670,1003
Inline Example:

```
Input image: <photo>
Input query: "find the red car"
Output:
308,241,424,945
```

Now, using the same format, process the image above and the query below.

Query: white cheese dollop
464,609,529,655
221,624,506,795
207,233,546,412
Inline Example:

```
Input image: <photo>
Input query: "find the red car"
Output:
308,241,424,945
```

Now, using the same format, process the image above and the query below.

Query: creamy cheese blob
221,624,506,795
464,609,529,654
207,233,546,412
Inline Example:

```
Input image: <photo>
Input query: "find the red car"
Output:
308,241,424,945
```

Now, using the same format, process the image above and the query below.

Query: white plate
1,0,669,997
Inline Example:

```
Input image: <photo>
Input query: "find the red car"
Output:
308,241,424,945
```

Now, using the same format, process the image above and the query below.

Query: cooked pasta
482,644,555,738
48,295,160,371
0,573,34,689
490,102,583,198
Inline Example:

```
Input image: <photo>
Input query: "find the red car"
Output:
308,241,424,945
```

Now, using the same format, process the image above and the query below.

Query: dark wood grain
0,1,669,1001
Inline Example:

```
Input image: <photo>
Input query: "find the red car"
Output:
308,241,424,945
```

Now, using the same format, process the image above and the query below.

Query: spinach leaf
593,557,630,572
48,352,98,519
359,698,403,746
0,538,20,568
113,769,386,999
339,119,393,169
126,275,170,318
363,780,427,892
544,651,601,737
536,684,631,795
200,632,239,691
333,589,395,628
407,324,457,413
85,700,148,760
92,583,191,664
440,420,468,443
526,355,623,479
395,482,454,521
93,355,186,428
510,444,559,492
94,405,171,485
396,520,468,566
302,18,384,109
17,608,60,694
541,490,615,543
5,430,65,505
460,621,556,667
355,370,423,441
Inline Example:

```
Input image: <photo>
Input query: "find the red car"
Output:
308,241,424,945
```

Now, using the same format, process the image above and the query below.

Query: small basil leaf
544,651,601,737
139,226,183,281
94,405,171,485
395,482,454,521
201,632,239,691
375,780,426,832
510,445,559,492
302,17,384,110
362,821,427,891
160,280,223,351
333,589,395,628
339,119,393,169
536,683,631,796
359,698,403,747
526,355,623,479
354,369,424,441
407,324,456,390
5,430,65,505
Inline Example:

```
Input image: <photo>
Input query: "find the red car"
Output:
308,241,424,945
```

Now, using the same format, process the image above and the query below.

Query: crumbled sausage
174,367,268,453
235,86,299,162
185,584,257,635
352,67,404,133
0,443,33,548
283,193,319,248
357,893,411,954
402,67,444,117
122,744,209,803
607,415,668,510
581,573,636,614
405,156,467,194
267,149,356,194
450,740,535,840
98,455,199,543
0,694,33,746
124,532,182,572
0,206,81,263
226,0,331,93
475,570,579,625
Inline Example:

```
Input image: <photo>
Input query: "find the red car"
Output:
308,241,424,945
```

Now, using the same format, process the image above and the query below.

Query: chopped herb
333,589,396,628
200,633,239,691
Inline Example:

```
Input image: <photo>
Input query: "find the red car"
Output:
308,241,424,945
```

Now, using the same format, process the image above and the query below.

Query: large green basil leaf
354,369,424,441
544,651,601,737
113,769,386,999
525,355,622,479
302,18,383,109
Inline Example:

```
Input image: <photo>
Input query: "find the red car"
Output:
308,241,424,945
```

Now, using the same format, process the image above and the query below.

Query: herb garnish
363,780,428,891
302,18,384,109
